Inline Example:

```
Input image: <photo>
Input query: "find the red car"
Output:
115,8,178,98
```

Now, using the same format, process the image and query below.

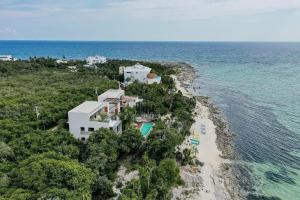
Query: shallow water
1,41,300,199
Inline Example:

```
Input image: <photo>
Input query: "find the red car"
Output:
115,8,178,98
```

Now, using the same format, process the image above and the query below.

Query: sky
0,0,300,41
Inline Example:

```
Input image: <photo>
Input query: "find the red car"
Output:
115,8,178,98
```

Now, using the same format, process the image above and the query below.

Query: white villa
68,89,142,141
0,55,13,61
123,63,161,85
56,59,68,64
68,101,122,141
86,55,107,66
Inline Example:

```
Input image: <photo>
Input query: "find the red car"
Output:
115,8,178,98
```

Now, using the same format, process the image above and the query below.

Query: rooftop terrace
69,101,102,114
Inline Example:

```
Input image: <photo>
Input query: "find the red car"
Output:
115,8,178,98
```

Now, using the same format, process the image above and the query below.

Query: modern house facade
98,89,142,109
98,89,124,115
68,89,142,141
68,101,122,141
123,63,161,85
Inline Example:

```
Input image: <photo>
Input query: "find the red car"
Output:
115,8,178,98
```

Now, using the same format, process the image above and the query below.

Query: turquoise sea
1,41,299,200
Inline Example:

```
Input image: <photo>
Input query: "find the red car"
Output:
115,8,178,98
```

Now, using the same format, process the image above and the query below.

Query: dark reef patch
265,171,296,185
247,194,282,200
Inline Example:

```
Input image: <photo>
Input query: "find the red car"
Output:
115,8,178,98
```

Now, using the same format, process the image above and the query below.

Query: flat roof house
98,89,142,109
86,55,107,66
56,59,68,64
123,63,161,85
0,55,13,61
68,101,122,141
68,89,142,141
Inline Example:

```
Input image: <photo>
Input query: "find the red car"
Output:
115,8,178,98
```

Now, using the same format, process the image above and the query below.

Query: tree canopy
0,58,195,199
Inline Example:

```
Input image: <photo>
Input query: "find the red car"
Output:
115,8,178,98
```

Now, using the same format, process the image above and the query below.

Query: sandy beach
171,71,232,200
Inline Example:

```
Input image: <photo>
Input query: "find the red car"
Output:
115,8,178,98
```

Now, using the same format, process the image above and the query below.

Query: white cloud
104,0,300,20
1,0,300,20
0,27,17,36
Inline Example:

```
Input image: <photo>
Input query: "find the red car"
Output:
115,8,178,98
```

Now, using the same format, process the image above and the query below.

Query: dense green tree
0,142,14,162
119,157,181,200
120,107,137,130
118,128,143,155
9,152,94,199
119,179,143,200
8,129,79,160
91,176,115,200
83,129,120,178
81,129,121,199
146,129,183,161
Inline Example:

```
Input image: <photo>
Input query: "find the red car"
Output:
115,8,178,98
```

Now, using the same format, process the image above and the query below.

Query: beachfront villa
123,63,161,85
68,89,143,140
68,101,122,141
0,55,14,61
86,55,107,66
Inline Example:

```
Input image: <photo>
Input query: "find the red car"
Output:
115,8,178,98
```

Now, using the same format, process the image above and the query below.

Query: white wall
68,111,121,141
124,69,150,84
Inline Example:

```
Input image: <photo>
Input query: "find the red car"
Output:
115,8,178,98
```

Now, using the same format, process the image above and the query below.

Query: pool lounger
190,139,200,145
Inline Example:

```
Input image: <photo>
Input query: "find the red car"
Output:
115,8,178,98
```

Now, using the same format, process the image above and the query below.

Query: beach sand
171,74,231,200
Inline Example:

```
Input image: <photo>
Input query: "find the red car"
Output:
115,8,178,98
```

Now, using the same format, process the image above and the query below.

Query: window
81,137,86,142
80,127,85,131
88,127,94,132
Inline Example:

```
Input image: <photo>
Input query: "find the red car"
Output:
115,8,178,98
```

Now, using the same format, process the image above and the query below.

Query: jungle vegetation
0,58,195,200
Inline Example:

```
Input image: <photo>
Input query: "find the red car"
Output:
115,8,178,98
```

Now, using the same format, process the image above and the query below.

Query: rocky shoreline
165,62,242,200
164,62,235,159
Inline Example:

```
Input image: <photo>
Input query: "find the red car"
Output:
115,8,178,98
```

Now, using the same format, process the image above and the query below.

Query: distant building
56,59,68,64
123,63,161,85
0,55,13,61
68,101,122,141
67,66,78,72
86,55,107,66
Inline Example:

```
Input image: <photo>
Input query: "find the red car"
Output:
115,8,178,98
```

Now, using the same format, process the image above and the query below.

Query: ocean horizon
1,40,300,200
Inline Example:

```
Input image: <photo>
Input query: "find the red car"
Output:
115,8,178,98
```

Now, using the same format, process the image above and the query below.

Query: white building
86,55,107,66
98,89,142,109
123,63,161,85
98,89,124,115
56,59,68,64
0,55,13,61
68,101,122,141
68,89,142,141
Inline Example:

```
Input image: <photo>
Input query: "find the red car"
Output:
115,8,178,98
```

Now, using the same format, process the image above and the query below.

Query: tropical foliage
0,58,195,199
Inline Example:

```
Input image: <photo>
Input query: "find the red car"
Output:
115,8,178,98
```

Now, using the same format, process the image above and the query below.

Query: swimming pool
140,122,153,138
